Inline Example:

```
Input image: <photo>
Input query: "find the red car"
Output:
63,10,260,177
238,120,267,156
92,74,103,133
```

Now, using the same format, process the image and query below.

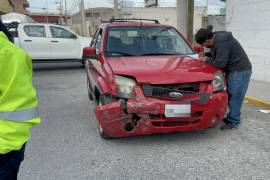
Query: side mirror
83,47,97,59
193,45,203,53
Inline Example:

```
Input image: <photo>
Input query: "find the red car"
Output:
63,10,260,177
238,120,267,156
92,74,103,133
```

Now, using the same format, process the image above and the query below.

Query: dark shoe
220,123,238,131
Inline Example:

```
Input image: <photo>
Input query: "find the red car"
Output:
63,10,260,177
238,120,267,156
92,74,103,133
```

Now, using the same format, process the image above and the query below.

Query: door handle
50,40,59,43
24,40,32,42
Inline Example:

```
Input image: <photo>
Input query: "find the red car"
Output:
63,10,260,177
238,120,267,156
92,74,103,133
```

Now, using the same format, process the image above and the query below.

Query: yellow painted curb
245,96,270,109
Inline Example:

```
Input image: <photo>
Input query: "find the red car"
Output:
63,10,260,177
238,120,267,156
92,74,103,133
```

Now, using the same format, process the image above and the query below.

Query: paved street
19,63,270,180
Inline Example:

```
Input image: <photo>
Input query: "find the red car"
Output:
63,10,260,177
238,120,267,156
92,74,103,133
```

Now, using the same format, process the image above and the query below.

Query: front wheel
97,94,118,139
99,125,111,139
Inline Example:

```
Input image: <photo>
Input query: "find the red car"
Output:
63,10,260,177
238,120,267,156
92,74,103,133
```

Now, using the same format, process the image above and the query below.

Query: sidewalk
245,79,270,109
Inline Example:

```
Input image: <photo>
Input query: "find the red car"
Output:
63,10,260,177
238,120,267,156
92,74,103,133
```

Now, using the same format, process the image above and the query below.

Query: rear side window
50,26,74,38
24,25,46,37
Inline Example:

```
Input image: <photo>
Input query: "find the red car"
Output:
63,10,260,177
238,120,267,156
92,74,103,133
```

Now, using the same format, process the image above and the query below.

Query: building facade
0,0,13,14
226,0,270,82
0,0,29,15
71,8,114,36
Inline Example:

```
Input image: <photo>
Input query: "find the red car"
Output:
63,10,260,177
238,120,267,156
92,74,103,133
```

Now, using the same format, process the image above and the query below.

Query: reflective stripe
0,108,39,122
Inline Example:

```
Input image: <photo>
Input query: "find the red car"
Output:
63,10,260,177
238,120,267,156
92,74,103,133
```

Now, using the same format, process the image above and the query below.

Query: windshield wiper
107,51,135,56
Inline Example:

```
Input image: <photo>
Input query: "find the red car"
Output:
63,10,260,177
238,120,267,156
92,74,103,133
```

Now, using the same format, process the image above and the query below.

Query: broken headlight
115,75,136,98
212,70,226,92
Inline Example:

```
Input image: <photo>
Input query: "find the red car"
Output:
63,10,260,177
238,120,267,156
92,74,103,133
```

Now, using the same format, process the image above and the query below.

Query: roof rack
108,18,159,24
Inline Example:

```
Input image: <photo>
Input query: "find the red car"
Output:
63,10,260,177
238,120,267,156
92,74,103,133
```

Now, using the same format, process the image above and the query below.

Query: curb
245,96,270,109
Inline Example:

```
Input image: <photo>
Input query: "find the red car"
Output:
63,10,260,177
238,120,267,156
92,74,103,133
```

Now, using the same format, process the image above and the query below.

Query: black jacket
0,20,13,42
206,31,252,73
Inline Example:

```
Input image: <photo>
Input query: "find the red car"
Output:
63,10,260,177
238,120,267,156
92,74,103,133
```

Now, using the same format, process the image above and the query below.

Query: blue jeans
0,144,26,180
225,69,252,125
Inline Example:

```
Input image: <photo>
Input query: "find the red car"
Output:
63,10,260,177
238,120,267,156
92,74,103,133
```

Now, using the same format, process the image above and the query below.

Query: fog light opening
124,122,134,132
124,114,141,132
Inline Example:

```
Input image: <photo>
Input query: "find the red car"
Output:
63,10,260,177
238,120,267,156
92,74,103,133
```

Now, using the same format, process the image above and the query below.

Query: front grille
142,83,199,100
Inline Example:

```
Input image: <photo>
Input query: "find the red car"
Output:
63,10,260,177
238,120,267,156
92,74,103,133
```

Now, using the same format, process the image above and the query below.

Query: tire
97,94,117,139
99,125,111,139
80,59,85,68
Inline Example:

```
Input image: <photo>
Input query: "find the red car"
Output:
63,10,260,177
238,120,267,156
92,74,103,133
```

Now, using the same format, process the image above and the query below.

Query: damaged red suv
84,19,228,139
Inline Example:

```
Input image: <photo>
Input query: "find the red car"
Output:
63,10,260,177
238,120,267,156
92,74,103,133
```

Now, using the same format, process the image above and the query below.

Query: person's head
195,25,214,48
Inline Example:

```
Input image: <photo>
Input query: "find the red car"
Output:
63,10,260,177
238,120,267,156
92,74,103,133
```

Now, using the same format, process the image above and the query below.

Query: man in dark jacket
195,25,252,130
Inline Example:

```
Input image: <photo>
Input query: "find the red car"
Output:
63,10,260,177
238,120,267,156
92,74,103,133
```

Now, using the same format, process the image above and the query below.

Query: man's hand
199,56,207,62
198,52,207,62
198,51,205,58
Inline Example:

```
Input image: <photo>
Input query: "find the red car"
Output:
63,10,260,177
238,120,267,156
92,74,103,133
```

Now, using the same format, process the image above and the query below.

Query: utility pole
80,0,87,36
114,0,118,18
206,0,208,14
64,0,68,25
55,0,63,24
187,0,194,43
176,0,188,37
176,0,194,42
43,0,48,23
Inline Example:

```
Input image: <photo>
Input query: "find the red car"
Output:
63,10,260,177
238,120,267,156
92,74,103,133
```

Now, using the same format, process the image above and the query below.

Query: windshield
106,26,194,57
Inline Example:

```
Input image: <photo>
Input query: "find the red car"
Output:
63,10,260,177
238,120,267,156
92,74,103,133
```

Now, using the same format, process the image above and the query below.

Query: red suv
84,19,228,139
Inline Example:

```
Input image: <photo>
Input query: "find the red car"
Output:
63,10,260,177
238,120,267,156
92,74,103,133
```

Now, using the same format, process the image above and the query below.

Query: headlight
115,75,136,98
212,70,226,92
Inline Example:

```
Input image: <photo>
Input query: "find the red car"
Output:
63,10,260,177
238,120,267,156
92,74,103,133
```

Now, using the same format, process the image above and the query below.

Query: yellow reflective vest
0,32,40,154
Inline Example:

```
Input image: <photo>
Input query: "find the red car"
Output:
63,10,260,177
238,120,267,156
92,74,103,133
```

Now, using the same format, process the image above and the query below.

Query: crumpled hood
107,55,219,84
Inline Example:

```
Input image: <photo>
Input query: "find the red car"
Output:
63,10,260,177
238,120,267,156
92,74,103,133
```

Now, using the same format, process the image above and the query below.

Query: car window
95,29,102,54
24,25,46,37
50,26,74,39
106,26,194,57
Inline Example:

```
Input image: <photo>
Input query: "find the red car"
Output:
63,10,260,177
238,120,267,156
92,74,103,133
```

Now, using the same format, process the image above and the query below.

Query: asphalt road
19,62,270,180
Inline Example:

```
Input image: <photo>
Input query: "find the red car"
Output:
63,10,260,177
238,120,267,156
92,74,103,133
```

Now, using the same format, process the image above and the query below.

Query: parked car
84,19,228,139
6,22,91,63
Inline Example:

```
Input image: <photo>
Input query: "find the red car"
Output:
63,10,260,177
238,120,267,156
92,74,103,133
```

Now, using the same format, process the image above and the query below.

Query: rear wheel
81,56,86,66
97,94,117,139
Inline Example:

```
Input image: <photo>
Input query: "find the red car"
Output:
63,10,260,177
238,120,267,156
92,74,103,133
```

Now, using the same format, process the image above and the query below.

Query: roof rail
108,18,159,24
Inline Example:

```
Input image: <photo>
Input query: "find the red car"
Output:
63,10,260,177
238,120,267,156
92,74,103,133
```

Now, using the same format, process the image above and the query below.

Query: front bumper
95,86,228,138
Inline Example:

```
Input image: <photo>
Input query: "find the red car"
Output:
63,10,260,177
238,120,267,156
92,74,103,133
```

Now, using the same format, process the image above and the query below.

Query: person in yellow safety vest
0,19,40,180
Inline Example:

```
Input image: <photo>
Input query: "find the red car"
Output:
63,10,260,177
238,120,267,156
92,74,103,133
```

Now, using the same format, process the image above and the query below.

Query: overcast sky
28,0,225,14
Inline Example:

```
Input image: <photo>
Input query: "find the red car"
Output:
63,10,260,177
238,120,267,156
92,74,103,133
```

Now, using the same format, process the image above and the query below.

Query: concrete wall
226,0,270,82
193,7,207,34
71,7,206,38
122,7,206,36
121,7,177,27
207,15,226,31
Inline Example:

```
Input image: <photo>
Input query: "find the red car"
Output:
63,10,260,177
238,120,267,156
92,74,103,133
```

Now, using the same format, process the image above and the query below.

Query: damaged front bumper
95,86,228,138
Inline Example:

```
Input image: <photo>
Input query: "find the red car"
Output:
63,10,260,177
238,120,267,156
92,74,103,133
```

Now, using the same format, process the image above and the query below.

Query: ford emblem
169,92,183,99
